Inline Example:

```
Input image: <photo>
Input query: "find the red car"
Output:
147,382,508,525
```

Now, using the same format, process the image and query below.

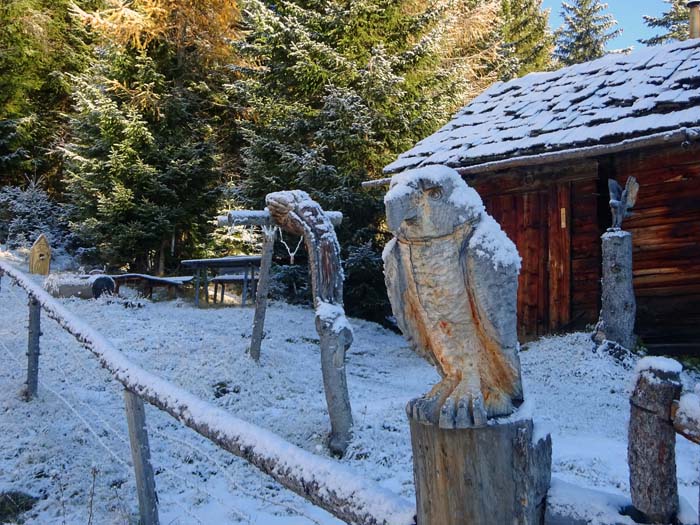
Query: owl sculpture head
384,165,485,241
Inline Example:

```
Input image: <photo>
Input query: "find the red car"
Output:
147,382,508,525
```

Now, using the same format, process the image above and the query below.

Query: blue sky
541,0,671,49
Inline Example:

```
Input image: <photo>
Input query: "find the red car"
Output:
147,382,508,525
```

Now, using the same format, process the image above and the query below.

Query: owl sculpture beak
386,193,418,234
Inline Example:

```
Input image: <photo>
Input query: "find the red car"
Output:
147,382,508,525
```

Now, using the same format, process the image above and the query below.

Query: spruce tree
554,0,623,65
0,0,97,191
234,0,501,246
232,0,503,320
640,0,689,46
65,1,239,272
500,0,554,77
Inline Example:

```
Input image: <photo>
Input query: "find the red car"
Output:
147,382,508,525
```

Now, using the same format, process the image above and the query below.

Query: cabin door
483,183,571,339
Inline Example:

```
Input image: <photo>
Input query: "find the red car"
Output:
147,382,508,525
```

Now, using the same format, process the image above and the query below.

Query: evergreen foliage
554,0,623,65
343,242,391,324
66,52,222,271
65,0,240,272
232,0,504,318
0,183,69,249
500,0,554,77
233,0,501,241
0,0,97,192
640,0,689,46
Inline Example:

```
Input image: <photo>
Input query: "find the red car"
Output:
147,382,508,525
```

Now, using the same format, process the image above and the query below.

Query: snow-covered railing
0,260,415,525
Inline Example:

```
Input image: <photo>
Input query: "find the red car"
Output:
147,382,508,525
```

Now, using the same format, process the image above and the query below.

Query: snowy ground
0,256,698,524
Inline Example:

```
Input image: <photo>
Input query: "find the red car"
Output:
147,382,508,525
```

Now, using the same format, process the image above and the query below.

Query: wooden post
194,268,200,307
628,361,682,524
250,229,275,362
24,295,41,400
124,389,159,525
594,230,636,350
409,415,551,525
241,265,249,306
266,191,353,457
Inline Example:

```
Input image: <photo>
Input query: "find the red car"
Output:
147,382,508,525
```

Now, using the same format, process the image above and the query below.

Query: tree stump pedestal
409,411,552,525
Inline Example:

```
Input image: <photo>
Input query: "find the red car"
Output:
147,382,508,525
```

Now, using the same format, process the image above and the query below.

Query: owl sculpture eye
426,187,443,199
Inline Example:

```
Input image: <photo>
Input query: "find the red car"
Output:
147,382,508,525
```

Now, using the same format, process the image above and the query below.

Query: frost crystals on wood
266,190,353,457
383,165,550,524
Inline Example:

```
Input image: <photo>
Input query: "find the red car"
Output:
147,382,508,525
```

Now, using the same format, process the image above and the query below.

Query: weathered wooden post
671,388,700,525
24,295,41,400
593,177,639,351
628,357,682,524
124,389,159,525
219,206,351,455
384,166,551,524
265,192,354,457
29,234,51,275
250,228,275,362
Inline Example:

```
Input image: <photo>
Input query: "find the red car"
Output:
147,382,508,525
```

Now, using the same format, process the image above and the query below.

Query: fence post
24,295,41,400
124,389,159,525
628,360,682,524
250,229,275,362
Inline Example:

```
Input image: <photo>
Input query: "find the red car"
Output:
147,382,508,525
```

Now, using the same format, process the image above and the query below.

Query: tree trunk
409,414,551,525
157,239,167,276
266,191,353,457
628,363,681,524
594,230,636,350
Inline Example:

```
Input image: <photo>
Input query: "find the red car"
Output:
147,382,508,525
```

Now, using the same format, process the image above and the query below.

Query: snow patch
634,356,682,377
316,299,353,335
470,213,522,271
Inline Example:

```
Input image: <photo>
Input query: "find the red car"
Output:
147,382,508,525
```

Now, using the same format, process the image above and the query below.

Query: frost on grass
2,259,700,524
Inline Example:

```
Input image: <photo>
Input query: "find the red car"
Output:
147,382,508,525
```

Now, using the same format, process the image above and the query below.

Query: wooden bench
211,266,258,305
110,274,193,299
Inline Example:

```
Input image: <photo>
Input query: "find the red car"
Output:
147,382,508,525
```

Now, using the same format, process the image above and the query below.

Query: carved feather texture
383,166,523,426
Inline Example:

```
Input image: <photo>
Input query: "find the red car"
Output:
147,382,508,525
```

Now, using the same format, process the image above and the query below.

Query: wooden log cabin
383,39,700,354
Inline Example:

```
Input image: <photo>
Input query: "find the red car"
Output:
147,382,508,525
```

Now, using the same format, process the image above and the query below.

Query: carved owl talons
407,377,489,429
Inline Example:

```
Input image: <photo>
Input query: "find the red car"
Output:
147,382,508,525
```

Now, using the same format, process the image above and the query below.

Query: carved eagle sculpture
608,177,639,230
383,166,524,428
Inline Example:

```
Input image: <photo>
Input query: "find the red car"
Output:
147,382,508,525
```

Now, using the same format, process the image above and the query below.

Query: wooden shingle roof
384,39,700,175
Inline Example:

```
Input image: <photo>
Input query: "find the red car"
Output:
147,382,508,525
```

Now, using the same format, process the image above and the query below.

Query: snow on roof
384,40,700,174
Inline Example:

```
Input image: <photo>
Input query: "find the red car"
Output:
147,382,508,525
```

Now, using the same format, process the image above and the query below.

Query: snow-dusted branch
0,261,414,525
218,209,343,228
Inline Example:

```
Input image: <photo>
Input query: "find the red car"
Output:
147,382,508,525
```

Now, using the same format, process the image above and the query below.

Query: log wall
470,163,599,338
615,144,700,353
468,144,700,353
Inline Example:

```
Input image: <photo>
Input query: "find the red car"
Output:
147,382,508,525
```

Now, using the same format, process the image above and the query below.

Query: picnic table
180,255,262,307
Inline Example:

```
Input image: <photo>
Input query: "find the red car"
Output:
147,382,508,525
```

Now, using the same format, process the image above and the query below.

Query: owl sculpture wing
461,238,520,354
384,239,439,368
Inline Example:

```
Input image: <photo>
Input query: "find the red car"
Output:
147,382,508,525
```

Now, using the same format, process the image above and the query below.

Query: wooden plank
25,296,41,400
124,389,159,525
548,183,571,330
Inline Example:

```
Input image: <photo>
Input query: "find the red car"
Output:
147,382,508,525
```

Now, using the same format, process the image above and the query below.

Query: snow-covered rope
0,261,416,525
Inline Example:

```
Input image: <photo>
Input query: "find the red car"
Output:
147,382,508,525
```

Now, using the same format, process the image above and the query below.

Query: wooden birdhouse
29,234,51,275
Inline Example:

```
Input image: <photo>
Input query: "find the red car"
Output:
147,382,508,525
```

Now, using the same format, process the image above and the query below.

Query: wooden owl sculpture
383,166,524,428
